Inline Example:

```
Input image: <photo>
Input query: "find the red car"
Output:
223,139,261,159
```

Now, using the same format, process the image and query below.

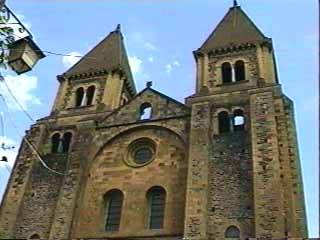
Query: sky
0,0,318,237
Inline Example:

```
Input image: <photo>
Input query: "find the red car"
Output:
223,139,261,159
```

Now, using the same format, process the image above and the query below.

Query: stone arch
91,124,188,164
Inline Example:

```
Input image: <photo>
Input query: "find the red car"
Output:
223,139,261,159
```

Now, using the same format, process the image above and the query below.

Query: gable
98,88,190,127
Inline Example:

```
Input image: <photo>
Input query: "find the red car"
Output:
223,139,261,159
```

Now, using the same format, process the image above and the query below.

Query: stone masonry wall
13,154,67,239
0,125,45,239
183,102,210,240
208,131,254,239
249,90,286,238
74,127,188,239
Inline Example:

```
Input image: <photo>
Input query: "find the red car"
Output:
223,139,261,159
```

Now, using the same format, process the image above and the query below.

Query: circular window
134,147,153,164
125,138,156,167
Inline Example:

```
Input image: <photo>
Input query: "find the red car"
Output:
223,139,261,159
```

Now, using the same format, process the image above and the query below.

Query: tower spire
233,0,238,7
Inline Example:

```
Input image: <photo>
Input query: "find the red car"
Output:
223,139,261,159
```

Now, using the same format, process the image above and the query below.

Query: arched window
140,103,152,120
62,132,72,153
235,60,245,82
104,189,124,232
29,234,41,239
147,186,166,229
218,111,230,134
51,133,60,153
225,225,240,238
75,87,84,107
86,85,95,106
221,62,232,84
233,109,245,131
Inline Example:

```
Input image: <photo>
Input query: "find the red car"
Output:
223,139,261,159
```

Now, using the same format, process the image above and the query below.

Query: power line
0,93,65,176
0,76,35,123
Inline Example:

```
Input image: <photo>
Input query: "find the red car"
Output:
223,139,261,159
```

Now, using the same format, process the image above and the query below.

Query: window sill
67,104,95,110
217,80,249,86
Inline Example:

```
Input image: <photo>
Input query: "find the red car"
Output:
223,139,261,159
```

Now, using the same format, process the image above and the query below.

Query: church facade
0,3,308,239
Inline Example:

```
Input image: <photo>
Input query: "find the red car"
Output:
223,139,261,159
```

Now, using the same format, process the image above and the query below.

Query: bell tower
51,24,136,116
184,3,308,239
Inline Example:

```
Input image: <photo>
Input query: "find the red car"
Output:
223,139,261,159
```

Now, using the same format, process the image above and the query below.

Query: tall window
86,85,95,106
140,103,152,120
235,60,245,82
233,109,245,131
62,132,72,152
218,111,230,134
221,62,232,83
51,133,60,153
225,226,240,238
75,87,84,107
104,189,124,232
147,186,166,229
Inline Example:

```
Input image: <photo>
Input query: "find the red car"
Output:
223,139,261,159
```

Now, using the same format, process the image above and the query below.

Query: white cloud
145,42,157,51
173,61,180,67
165,64,173,74
0,74,41,110
129,56,143,77
165,60,181,74
0,136,17,169
62,51,82,68
148,56,154,63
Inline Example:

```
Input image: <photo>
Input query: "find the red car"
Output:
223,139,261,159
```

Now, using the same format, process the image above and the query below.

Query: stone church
0,2,308,239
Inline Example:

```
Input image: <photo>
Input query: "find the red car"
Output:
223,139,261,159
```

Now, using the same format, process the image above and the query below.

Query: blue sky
0,0,318,237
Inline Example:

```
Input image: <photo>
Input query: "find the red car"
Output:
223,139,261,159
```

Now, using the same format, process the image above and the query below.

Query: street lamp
0,4,45,74
7,36,45,74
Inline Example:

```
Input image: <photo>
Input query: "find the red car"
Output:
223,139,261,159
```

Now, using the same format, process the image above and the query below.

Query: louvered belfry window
104,189,123,231
148,186,166,229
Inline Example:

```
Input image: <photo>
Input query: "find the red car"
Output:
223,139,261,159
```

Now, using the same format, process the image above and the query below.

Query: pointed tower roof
63,25,136,94
199,5,268,51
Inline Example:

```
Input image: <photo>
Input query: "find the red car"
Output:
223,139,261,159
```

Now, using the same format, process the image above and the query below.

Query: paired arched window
218,109,246,134
147,186,166,229
51,132,72,153
140,103,152,120
86,85,96,106
225,225,240,238
104,189,124,232
233,109,245,131
222,62,232,83
75,85,96,107
221,60,246,84
235,60,245,82
75,87,84,107
218,111,230,134
51,133,61,153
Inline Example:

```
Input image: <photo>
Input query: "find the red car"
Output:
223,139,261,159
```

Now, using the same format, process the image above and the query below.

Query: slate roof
62,25,136,94
200,6,268,51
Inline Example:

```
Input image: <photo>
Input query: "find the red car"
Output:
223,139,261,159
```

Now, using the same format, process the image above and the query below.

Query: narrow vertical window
147,186,166,229
235,60,245,82
104,189,124,232
86,85,95,106
233,109,245,131
221,62,232,83
51,133,60,153
218,111,230,134
140,103,152,120
62,132,72,153
225,226,240,238
75,87,84,107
